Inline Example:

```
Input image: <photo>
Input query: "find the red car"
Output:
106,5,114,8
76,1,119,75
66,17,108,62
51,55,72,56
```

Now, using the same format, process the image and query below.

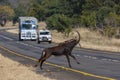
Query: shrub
104,26,116,38
0,5,14,19
46,14,73,32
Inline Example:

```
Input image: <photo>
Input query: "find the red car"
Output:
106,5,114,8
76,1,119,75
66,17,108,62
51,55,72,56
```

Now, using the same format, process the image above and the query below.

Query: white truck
37,29,52,43
19,17,38,41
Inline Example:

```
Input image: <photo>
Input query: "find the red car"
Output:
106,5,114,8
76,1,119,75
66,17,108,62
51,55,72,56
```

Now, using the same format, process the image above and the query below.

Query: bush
104,26,116,38
0,5,14,19
46,14,73,32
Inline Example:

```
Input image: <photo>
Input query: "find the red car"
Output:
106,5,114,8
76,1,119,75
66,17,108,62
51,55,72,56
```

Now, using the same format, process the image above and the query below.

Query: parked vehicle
37,29,52,43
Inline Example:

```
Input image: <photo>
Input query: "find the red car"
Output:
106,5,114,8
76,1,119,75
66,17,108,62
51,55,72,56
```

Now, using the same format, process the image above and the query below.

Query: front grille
26,32,31,37
42,37,48,41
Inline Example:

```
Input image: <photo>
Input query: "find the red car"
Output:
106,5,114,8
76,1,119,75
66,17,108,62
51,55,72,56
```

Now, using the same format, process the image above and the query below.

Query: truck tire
49,41,52,44
19,33,23,41
38,41,40,44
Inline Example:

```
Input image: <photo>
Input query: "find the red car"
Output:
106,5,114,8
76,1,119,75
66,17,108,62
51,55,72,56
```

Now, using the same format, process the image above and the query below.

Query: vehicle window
25,20,31,23
22,24,32,29
40,32,50,35
21,24,37,30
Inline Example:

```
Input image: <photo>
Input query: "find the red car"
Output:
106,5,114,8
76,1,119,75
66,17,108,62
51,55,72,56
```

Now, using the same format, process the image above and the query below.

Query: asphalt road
0,28,120,80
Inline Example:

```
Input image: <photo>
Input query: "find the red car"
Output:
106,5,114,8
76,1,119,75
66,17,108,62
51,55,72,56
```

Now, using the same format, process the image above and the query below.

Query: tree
29,0,45,21
80,11,96,28
0,0,9,5
0,5,14,26
28,0,120,38
0,5,14,19
13,4,27,19
46,14,73,32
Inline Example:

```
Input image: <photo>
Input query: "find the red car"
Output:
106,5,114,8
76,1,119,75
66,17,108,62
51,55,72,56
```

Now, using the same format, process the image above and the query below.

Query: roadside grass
5,22,120,52
77,28,120,52
0,54,55,80
51,27,120,52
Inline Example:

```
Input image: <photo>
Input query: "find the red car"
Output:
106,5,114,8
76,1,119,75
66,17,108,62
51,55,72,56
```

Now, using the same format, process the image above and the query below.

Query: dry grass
77,28,120,52
5,22,120,52
0,54,55,80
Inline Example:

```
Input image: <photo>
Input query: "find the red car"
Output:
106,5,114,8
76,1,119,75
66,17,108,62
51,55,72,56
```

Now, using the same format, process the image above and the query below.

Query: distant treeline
0,0,120,38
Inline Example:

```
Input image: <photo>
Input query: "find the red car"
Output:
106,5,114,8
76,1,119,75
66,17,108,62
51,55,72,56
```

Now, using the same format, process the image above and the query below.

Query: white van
37,29,52,43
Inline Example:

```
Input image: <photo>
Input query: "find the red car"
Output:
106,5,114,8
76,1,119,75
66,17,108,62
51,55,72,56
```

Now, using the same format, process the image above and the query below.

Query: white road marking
91,57,97,59
84,55,119,62
112,60,119,62
84,55,89,58
88,56,92,58
76,54,80,56
16,41,42,50
101,58,108,61
108,59,112,61
0,35,13,41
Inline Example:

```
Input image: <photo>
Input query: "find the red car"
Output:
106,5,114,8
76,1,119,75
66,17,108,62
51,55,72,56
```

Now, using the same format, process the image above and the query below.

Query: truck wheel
19,39,23,41
19,33,23,41
19,37,23,41
38,41,40,44
49,41,51,44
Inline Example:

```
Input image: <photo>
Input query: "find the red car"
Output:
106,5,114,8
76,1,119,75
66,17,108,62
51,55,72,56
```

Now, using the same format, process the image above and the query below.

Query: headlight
21,33,25,35
48,37,52,39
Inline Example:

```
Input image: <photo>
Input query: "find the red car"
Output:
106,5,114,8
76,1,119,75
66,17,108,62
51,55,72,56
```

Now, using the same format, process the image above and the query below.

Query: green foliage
28,0,120,38
13,4,28,20
104,26,116,38
114,4,120,15
80,11,96,27
29,0,45,21
0,5,14,18
29,0,84,23
103,12,120,37
64,27,72,37
2,0,119,38
46,14,73,32
97,6,113,21
104,12,120,27
82,0,102,11
0,0,9,5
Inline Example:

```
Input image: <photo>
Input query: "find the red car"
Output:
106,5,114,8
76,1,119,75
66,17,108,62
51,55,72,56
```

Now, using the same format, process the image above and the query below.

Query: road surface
0,28,120,80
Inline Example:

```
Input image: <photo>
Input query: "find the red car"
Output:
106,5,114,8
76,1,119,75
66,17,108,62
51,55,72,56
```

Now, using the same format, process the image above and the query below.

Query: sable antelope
35,31,81,69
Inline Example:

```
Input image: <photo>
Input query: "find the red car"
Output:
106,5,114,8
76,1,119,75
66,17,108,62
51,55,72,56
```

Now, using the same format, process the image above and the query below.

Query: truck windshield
40,32,50,35
21,24,36,30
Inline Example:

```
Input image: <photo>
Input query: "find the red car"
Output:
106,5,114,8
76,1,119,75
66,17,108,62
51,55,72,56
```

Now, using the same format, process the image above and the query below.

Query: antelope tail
41,50,46,58
34,50,45,67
